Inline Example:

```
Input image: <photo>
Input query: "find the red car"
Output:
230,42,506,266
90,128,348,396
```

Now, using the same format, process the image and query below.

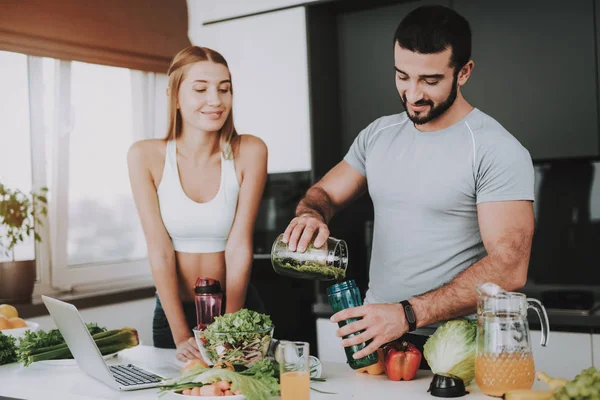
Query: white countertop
0,345,544,400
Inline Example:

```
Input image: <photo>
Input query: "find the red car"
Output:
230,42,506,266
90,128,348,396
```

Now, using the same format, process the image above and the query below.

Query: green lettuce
423,319,477,385
207,309,272,333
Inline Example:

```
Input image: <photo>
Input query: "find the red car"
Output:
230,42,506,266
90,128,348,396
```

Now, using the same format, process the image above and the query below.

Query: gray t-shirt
344,108,534,333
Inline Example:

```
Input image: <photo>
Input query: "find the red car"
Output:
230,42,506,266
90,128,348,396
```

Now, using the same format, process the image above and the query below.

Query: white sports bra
157,140,240,253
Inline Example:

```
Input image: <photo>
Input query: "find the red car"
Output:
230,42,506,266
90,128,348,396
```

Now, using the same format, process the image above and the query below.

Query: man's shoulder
362,112,411,139
467,108,532,165
467,108,525,148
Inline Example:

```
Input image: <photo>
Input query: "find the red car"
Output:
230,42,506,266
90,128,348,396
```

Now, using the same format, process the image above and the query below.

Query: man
282,5,534,365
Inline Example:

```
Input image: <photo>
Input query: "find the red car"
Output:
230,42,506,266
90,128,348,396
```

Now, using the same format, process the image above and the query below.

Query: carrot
191,387,201,396
182,389,192,395
199,383,221,396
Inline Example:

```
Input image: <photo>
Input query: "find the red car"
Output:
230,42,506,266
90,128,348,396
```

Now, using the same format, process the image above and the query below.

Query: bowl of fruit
0,304,39,339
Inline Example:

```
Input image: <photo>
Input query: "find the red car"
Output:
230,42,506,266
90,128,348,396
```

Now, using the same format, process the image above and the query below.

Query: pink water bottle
194,277,223,330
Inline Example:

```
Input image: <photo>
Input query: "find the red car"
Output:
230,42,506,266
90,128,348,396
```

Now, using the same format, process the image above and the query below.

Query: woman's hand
175,336,203,362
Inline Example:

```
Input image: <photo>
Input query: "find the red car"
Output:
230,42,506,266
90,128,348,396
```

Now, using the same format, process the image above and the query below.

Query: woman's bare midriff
175,251,226,302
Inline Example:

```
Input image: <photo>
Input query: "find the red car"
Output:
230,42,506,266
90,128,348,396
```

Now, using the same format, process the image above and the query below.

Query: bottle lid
326,280,357,295
194,277,222,294
428,373,468,397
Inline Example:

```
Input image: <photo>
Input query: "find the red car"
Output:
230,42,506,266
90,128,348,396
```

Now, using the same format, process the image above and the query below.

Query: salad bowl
193,326,274,367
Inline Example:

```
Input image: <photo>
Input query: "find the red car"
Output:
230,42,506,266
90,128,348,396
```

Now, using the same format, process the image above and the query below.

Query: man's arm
282,160,367,252
411,200,534,326
333,199,534,359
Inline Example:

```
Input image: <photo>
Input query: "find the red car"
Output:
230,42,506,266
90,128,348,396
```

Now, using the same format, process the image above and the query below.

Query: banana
502,389,553,400
537,371,569,390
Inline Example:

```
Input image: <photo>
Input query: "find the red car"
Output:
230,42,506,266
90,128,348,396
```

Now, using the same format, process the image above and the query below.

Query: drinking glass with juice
277,341,311,400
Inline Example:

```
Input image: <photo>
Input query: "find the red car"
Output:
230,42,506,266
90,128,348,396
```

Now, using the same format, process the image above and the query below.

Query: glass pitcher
475,291,549,397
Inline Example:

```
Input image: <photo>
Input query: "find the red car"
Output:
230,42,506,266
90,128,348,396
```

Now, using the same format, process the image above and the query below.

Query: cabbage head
423,319,477,385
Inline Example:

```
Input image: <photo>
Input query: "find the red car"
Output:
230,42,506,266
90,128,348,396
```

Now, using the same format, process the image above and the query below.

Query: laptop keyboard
109,364,163,387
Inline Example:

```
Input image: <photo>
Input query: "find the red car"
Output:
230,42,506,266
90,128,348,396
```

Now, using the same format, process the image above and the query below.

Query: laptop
41,295,164,391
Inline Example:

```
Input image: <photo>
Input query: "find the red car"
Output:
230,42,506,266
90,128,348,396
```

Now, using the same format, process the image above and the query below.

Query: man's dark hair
394,5,471,72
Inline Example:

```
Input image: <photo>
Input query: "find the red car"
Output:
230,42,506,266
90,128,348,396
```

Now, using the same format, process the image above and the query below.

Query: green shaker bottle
326,280,379,369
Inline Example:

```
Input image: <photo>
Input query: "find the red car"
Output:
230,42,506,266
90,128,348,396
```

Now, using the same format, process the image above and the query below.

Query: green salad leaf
207,309,272,333
423,319,477,385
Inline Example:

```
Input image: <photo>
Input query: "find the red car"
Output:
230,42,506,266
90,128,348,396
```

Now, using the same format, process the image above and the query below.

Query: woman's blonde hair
165,46,238,159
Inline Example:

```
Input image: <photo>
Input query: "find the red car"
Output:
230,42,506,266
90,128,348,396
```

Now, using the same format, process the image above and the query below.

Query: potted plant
0,183,48,303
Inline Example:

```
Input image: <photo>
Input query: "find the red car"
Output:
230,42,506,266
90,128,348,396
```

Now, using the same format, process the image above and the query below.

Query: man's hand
331,303,408,359
282,213,330,252
175,336,202,362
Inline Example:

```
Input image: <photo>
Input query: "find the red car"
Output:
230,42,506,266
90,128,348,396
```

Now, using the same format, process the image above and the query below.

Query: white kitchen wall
188,0,322,25
29,297,156,346
187,5,313,173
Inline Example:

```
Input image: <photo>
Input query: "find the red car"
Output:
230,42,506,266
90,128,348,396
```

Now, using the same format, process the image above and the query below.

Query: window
50,61,167,290
0,50,167,290
0,51,33,262
66,62,146,266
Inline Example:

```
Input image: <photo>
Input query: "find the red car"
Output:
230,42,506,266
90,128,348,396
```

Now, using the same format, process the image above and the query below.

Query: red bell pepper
382,341,422,381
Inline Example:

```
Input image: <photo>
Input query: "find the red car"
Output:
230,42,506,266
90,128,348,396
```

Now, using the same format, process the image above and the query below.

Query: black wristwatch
400,300,417,332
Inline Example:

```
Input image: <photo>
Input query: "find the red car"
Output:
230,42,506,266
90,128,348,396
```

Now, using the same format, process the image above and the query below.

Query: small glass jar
326,280,379,370
271,234,348,281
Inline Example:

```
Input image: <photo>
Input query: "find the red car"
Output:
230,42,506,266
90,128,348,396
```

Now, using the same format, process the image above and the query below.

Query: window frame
24,57,161,292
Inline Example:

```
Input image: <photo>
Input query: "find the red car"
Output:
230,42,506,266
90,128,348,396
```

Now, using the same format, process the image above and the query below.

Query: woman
128,46,268,362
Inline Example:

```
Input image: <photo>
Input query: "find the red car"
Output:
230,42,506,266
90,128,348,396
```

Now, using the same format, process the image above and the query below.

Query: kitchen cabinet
189,0,322,23
454,0,599,160
189,7,312,174
593,334,600,370
316,317,347,363
530,330,593,380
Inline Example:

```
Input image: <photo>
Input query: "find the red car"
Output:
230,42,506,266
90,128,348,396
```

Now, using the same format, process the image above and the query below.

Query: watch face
404,304,416,323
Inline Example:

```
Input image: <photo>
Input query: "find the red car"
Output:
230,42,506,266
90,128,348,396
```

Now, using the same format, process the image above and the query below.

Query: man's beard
401,73,459,125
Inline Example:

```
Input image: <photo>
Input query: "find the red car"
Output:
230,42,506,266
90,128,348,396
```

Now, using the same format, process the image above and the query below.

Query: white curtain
131,71,169,141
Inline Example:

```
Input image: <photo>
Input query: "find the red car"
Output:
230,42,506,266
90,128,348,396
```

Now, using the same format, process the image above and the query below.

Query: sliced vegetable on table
160,358,279,400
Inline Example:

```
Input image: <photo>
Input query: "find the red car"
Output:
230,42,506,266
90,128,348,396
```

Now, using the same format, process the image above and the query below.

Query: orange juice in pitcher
475,285,549,397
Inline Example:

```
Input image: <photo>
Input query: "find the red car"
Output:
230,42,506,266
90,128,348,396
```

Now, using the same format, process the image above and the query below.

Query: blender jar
271,234,348,281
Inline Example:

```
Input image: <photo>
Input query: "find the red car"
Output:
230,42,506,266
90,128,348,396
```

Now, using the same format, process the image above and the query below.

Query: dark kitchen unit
522,160,600,332
249,171,322,353
302,0,600,334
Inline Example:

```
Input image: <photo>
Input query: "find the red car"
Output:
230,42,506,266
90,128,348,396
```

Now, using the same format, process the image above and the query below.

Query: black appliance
253,171,312,255
528,160,600,286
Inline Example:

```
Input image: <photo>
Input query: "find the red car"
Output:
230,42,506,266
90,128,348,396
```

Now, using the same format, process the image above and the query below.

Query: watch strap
400,300,417,332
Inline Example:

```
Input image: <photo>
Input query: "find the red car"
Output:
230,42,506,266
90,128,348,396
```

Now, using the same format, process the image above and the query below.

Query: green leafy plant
0,183,48,261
